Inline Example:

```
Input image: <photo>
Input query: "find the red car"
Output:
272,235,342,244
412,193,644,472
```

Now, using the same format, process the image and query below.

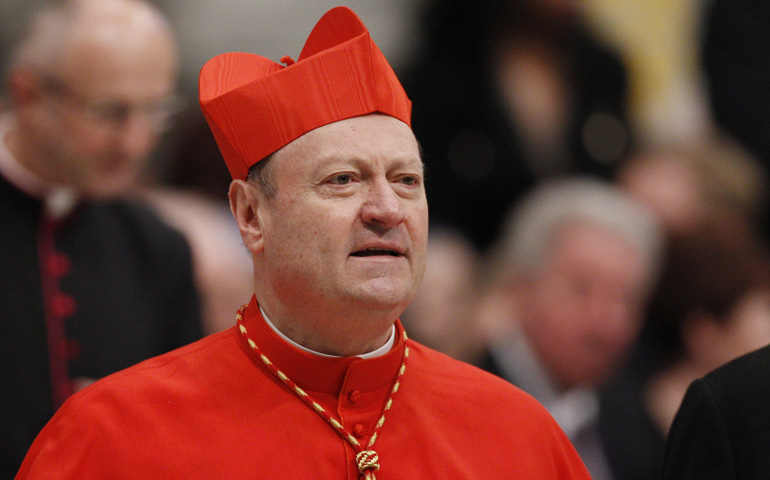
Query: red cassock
17,296,590,479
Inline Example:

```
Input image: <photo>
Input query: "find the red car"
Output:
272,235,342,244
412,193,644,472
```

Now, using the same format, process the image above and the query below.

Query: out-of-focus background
2,0,425,98
0,0,711,143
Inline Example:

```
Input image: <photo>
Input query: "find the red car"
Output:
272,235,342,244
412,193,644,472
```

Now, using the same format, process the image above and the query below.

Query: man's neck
260,304,395,359
0,117,80,218
0,118,49,198
257,301,396,357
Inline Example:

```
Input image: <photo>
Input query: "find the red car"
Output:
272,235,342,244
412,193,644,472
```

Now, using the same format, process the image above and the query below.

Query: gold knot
356,450,380,475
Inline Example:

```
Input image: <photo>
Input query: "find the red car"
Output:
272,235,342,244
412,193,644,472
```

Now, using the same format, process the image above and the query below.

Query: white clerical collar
0,114,79,219
259,304,395,359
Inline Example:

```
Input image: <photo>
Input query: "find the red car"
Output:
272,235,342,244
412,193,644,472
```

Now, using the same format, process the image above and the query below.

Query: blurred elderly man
478,177,663,480
0,0,201,475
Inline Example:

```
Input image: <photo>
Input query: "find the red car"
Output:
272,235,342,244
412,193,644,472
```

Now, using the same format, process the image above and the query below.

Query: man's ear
229,179,266,254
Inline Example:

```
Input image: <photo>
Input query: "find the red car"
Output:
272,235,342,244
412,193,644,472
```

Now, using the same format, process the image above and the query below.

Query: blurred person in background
400,227,485,365
661,344,770,479
477,177,663,479
0,0,202,475
403,0,632,251
601,213,770,480
651,2,770,476
701,0,770,243
142,171,254,334
616,135,767,240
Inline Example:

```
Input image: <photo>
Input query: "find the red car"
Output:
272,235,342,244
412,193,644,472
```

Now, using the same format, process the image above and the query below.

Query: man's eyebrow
313,154,423,169
392,158,426,172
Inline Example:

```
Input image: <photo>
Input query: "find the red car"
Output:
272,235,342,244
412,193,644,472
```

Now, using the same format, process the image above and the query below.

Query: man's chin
83,178,137,199
346,281,415,313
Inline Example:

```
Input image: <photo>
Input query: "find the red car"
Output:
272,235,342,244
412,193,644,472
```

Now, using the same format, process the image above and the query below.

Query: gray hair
246,153,277,199
489,177,664,286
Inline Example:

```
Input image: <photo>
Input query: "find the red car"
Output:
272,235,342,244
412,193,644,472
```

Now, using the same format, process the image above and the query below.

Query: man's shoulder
68,328,235,405
83,197,194,273
93,198,187,244
704,344,770,388
662,344,770,479
402,341,590,478
700,344,770,406
406,340,547,410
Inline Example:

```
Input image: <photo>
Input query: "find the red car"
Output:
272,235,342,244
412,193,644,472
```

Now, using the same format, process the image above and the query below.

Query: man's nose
114,114,159,161
361,179,406,229
587,295,633,340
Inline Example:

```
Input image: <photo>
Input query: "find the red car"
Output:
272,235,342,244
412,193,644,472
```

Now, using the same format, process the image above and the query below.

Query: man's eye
329,174,352,185
400,175,419,186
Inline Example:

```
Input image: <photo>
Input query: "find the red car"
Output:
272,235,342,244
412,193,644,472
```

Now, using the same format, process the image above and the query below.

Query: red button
63,339,82,360
348,390,361,404
47,253,71,277
352,423,368,438
52,294,76,318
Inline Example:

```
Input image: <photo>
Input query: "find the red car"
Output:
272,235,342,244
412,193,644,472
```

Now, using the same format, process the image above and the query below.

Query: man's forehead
274,114,418,160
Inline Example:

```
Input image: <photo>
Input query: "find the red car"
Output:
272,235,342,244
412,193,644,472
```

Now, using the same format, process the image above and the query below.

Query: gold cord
236,306,408,479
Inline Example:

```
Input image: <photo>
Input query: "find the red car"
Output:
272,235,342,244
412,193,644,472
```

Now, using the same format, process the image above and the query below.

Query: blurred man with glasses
0,0,202,476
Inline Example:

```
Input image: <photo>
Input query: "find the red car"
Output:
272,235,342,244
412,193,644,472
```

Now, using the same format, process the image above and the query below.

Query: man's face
26,12,178,198
518,222,648,390
256,114,428,319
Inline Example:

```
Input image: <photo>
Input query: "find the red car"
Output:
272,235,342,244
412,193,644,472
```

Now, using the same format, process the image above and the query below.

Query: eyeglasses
38,70,183,133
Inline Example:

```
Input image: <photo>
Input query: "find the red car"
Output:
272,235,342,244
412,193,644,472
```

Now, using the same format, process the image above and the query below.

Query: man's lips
350,248,402,257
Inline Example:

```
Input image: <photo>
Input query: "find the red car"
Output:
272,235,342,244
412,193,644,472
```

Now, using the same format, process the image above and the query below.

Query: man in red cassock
17,6,591,479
